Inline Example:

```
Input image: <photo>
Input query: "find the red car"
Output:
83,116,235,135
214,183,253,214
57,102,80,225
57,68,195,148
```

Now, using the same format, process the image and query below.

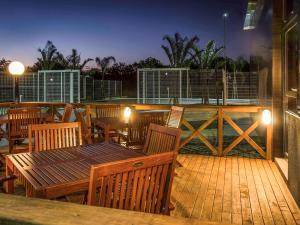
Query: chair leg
0,154,5,168
8,140,13,154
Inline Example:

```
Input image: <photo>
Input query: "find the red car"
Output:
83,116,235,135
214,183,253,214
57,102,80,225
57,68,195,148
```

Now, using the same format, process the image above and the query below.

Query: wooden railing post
217,107,223,156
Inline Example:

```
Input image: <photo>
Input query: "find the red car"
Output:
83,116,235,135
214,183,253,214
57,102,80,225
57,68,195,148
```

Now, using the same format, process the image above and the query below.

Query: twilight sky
0,0,252,67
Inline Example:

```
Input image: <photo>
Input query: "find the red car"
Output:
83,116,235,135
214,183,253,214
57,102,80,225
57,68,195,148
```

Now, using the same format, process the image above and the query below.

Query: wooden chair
165,106,184,128
143,123,181,155
61,104,73,123
75,105,92,144
28,122,82,152
95,104,121,118
117,112,165,150
94,104,122,139
8,108,42,153
87,152,177,215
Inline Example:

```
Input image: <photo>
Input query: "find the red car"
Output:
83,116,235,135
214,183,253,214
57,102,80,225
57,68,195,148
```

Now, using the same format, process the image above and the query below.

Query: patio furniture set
0,104,184,215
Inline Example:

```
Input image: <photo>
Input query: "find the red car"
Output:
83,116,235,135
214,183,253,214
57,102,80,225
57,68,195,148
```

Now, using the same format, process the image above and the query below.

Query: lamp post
8,61,25,103
222,12,229,105
222,12,229,73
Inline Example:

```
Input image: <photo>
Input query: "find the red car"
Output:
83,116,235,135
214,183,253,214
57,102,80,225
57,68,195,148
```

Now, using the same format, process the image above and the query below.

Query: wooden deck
1,149,300,225
171,155,300,225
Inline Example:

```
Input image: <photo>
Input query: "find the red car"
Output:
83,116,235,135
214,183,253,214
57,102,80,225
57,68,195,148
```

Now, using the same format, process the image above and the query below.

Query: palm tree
190,40,223,104
192,40,223,70
36,41,60,70
95,56,116,97
66,49,93,71
161,32,199,67
0,58,10,72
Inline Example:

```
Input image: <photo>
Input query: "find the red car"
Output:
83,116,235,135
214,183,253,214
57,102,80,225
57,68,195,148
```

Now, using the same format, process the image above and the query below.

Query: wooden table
92,111,165,143
5,142,145,199
92,117,126,142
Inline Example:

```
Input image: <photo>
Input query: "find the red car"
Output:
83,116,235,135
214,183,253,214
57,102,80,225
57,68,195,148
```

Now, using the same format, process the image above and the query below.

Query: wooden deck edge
0,193,234,225
274,157,288,183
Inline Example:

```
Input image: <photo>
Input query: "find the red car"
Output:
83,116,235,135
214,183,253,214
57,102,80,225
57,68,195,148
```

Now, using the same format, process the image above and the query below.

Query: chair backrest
96,104,121,118
87,152,177,215
8,108,41,139
165,106,184,128
143,123,181,155
75,105,92,144
28,122,82,152
61,104,73,122
126,112,165,147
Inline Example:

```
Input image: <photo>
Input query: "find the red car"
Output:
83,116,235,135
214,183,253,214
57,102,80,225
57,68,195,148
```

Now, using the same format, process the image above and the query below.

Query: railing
0,102,272,159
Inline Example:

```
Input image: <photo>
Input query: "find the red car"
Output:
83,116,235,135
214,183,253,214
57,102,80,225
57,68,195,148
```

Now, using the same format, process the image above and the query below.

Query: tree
109,62,135,75
95,56,116,96
35,41,61,70
191,40,223,70
0,58,10,72
233,56,249,72
161,32,199,67
133,57,164,68
66,49,93,71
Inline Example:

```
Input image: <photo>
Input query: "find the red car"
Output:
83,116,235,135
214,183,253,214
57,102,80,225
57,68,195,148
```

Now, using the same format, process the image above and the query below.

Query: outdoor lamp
8,61,25,75
262,109,271,125
8,61,25,103
124,107,132,123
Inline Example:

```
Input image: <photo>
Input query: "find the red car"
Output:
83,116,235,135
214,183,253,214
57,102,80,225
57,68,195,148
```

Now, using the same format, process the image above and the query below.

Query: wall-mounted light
262,109,271,125
124,107,132,123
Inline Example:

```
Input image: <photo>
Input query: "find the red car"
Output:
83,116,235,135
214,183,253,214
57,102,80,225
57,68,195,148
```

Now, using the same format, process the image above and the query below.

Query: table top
7,142,145,198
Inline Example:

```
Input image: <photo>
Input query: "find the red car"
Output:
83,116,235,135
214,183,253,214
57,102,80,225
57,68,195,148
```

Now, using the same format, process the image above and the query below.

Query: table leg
5,159,14,194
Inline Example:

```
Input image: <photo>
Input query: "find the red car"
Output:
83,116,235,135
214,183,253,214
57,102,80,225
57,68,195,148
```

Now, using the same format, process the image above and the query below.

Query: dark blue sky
0,0,252,66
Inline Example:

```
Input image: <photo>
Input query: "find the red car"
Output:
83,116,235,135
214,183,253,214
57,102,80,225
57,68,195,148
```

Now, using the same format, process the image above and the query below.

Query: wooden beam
217,108,223,156
180,115,218,155
223,115,266,158
272,0,284,158
0,193,233,225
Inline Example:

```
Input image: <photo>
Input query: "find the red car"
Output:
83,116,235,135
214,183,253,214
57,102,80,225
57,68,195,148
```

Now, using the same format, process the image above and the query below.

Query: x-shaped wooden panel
180,114,218,155
223,114,266,158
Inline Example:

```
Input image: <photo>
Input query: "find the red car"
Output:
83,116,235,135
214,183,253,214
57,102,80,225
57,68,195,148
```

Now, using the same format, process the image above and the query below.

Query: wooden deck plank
200,157,220,220
255,159,286,225
261,160,297,225
222,157,232,223
172,154,205,217
268,161,300,225
249,158,275,225
170,155,300,225
211,157,226,222
243,158,265,225
237,157,253,225
191,156,215,218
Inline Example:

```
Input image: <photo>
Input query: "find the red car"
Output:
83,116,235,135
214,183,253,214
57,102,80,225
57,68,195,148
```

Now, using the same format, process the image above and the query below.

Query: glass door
282,0,299,157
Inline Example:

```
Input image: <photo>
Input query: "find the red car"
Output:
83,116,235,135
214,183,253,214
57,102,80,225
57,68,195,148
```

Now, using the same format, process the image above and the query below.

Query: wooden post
266,121,272,160
217,107,223,156
272,0,284,158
